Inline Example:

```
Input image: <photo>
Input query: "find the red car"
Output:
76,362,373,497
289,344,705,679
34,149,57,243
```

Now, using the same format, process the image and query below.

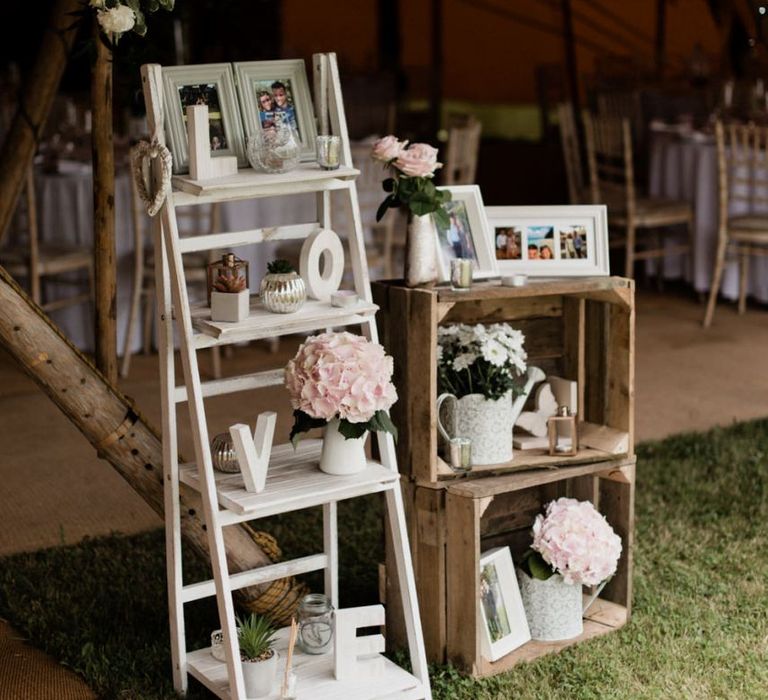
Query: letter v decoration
229,411,277,493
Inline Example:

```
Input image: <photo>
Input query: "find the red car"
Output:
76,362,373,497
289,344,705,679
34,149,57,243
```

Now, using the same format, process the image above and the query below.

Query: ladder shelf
142,52,431,700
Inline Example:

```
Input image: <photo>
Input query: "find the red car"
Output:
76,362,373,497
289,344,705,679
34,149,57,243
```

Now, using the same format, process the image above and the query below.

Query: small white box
210,290,249,323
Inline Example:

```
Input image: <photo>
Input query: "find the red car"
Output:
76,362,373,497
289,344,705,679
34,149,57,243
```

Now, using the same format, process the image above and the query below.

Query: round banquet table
32,146,381,354
648,131,768,303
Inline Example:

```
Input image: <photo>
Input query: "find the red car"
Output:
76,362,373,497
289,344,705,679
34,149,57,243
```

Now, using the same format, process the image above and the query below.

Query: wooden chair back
557,102,584,203
443,115,482,185
583,112,635,214
715,120,768,233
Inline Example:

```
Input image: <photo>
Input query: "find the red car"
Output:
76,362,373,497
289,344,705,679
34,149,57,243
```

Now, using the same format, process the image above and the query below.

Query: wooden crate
373,278,636,674
372,278,635,484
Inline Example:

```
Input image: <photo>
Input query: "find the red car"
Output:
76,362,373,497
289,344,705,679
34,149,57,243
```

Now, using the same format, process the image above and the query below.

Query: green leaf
289,410,327,447
376,196,394,222
382,177,395,193
132,9,147,36
408,191,438,217
157,0,174,10
433,207,450,230
369,410,398,443
528,551,555,580
143,0,161,11
337,419,368,440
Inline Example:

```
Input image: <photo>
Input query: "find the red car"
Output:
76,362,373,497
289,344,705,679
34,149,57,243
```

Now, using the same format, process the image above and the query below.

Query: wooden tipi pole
0,265,302,622
92,23,118,384
0,0,82,244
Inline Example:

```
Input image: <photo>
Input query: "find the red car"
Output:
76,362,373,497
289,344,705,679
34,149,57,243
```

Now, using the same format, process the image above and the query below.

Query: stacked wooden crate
373,277,636,677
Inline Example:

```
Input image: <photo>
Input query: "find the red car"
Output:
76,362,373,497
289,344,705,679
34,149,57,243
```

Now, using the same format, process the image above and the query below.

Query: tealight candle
450,258,473,291
331,290,358,307
316,135,341,170
501,274,528,287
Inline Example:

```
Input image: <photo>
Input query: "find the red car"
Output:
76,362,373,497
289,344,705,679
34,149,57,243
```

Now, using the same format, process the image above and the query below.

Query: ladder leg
385,484,432,700
323,502,339,608
155,221,187,694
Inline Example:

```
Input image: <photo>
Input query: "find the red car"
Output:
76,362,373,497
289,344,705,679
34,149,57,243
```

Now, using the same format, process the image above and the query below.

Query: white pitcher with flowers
284,331,398,475
436,322,540,466
517,497,623,641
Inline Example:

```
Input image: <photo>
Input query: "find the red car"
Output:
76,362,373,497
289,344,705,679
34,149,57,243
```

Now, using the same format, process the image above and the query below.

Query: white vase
517,568,583,641
437,391,514,466
319,419,368,475
210,289,249,322
404,213,438,287
241,650,278,698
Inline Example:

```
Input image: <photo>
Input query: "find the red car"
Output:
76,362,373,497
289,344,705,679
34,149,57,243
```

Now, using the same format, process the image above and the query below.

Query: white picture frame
434,185,499,282
234,59,318,162
485,205,610,277
479,547,531,661
162,63,246,174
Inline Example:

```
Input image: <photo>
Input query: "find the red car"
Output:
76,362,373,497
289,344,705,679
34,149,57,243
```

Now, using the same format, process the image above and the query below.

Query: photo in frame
434,185,499,282
234,59,318,162
479,547,531,661
162,63,246,174
485,205,610,277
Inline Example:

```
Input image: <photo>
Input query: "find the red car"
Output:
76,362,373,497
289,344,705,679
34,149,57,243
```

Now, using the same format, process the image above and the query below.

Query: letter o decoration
299,228,345,301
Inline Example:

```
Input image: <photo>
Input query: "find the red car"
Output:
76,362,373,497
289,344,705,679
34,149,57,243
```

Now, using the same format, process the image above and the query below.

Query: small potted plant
517,497,622,641
237,613,278,698
209,253,250,323
260,258,307,314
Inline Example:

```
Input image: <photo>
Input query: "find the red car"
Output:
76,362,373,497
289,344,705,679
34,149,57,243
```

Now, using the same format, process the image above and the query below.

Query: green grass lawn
2,419,768,699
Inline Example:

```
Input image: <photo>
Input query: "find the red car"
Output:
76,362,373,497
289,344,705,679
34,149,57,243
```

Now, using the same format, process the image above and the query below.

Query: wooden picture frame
485,205,610,277
234,59,318,162
479,547,531,661
434,185,499,282
162,63,246,174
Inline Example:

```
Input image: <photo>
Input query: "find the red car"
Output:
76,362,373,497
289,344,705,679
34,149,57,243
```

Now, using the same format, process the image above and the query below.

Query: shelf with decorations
372,277,635,675
141,52,431,700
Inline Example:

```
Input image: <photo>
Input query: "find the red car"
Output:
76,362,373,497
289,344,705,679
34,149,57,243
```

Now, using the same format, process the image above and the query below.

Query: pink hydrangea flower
531,497,622,586
371,135,407,163
394,143,442,178
285,331,398,423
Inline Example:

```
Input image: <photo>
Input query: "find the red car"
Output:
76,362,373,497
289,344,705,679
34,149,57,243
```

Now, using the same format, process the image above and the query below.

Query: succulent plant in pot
208,253,250,323
237,613,278,698
260,258,307,314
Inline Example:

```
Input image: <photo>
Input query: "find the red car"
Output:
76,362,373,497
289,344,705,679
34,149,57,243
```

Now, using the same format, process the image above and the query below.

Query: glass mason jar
297,593,334,655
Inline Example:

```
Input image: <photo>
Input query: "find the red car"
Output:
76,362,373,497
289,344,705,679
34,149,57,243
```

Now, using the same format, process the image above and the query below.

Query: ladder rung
181,553,328,603
174,368,284,403
178,222,319,254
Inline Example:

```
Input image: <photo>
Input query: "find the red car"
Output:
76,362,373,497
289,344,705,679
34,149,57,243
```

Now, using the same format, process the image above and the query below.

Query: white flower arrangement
90,0,175,40
437,322,527,401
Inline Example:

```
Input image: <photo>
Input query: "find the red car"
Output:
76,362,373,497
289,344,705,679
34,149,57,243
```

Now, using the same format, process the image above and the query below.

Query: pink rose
371,135,407,163
394,143,442,178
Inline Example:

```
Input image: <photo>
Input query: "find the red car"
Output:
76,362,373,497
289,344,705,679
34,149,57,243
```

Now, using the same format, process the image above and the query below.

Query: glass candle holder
450,258,473,291
447,437,472,473
297,593,334,654
316,135,341,170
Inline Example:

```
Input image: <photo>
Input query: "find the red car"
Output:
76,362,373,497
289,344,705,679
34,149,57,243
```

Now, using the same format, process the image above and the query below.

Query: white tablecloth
649,133,768,302
32,145,383,353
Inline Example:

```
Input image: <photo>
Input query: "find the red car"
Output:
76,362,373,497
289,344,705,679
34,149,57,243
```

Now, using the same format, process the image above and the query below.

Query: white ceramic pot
319,419,368,475
437,391,514,466
517,568,583,641
241,650,278,698
211,289,249,323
